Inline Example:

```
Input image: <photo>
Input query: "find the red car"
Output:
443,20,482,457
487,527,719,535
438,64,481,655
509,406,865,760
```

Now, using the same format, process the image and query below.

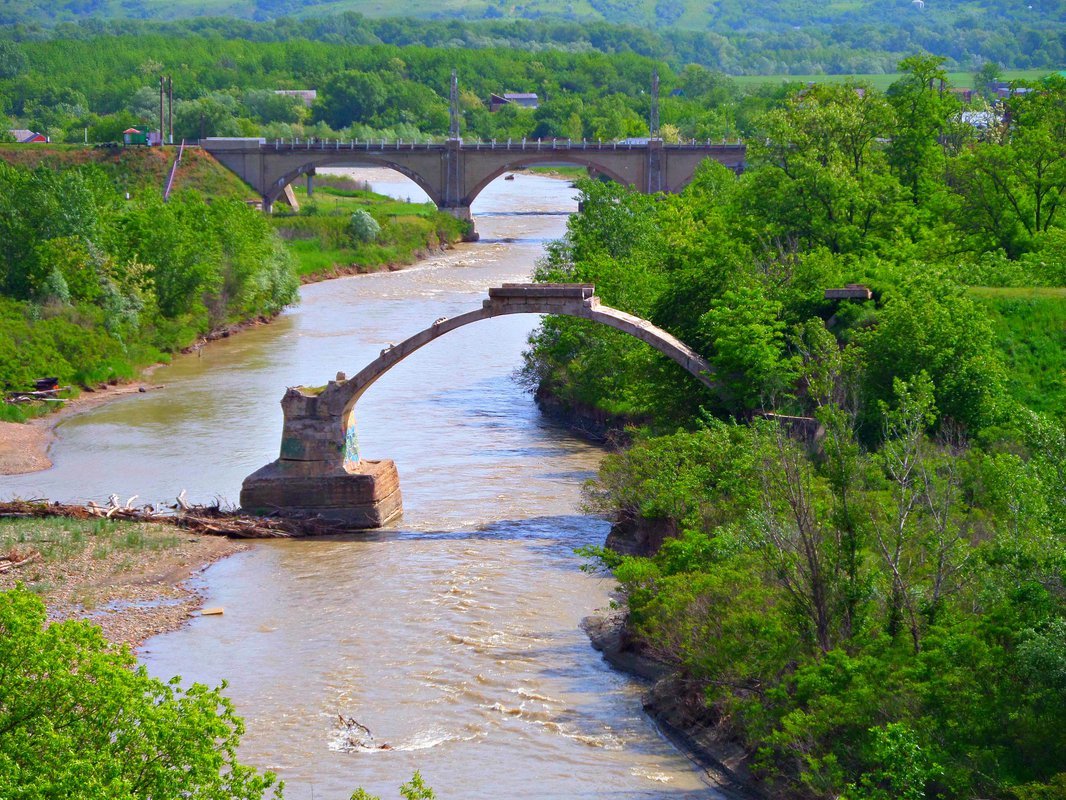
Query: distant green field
732,69,1057,91
970,287,1066,417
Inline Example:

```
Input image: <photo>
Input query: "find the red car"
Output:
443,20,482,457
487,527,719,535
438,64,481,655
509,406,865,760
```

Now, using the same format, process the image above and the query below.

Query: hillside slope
0,144,255,202
4,0,1060,33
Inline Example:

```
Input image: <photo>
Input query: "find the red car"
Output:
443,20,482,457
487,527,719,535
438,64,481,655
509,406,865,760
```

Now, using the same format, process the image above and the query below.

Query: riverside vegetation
0,585,434,800
0,149,465,417
520,59,1066,800
0,148,299,418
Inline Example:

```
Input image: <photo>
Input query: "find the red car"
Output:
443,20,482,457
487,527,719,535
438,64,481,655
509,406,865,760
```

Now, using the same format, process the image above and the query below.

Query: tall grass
973,289,1066,417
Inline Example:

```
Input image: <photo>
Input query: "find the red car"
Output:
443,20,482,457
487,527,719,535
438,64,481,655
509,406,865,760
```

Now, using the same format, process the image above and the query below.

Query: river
1,169,721,799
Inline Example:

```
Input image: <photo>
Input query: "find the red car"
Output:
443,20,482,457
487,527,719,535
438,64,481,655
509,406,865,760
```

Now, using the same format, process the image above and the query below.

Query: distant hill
2,0,1060,33
1,0,1062,72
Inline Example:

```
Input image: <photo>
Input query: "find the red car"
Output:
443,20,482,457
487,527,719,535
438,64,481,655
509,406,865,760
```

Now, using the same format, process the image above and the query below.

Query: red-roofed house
8,129,48,143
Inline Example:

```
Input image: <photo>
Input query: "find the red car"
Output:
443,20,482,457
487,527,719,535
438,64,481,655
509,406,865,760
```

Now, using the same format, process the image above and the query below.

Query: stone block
240,459,403,529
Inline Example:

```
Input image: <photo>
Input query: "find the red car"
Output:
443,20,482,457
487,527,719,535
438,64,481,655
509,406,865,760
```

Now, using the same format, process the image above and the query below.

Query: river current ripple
1,169,722,799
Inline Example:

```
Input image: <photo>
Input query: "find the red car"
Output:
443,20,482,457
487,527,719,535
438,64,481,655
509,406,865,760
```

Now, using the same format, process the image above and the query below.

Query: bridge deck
489,283,595,299
202,137,745,153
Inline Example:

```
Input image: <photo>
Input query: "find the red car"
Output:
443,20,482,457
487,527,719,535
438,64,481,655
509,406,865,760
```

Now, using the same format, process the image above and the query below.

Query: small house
274,89,318,107
8,129,48,143
123,127,162,146
489,92,539,112
958,110,1000,130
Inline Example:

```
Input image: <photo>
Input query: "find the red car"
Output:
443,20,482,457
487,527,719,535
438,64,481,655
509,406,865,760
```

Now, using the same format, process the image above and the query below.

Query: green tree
314,71,387,130
700,285,797,410
847,723,941,800
886,54,957,208
973,60,1004,98
856,280,1007,434
950,77,1066,256
0,587,282,800
742,83,908,254
0,40,26,79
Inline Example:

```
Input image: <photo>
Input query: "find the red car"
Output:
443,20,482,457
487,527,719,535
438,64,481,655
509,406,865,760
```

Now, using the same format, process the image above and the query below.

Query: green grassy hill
971,288,1066,418
0,144,255,202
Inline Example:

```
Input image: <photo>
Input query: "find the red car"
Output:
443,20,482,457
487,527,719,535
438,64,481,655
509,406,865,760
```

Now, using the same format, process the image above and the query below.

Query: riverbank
0,381,164,476
0,513,245,647
583,611,762,800
273,177,468,279
296,241,454,284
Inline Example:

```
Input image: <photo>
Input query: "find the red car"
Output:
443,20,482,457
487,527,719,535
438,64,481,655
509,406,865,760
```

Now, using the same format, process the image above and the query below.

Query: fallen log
0,496,362,539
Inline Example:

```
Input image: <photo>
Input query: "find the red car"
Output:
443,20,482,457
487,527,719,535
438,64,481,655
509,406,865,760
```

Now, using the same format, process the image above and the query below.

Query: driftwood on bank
0,494,360,539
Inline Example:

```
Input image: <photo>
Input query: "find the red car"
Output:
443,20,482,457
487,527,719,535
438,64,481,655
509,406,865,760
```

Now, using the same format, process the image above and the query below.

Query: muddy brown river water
1,170,723,799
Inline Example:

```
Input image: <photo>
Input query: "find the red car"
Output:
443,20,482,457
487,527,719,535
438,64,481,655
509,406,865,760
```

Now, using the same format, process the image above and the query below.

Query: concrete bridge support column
646,139,663,194
445,206,479,242
441,139,479,242
306,169,315,197
240,381,402,528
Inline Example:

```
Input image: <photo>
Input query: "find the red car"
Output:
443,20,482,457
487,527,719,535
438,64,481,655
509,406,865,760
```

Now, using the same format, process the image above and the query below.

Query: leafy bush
349,209,381,244
0,162,299,393
0,587,282,800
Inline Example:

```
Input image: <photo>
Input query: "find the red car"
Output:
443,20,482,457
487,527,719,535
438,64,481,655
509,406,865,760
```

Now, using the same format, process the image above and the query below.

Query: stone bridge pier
240,284,717,529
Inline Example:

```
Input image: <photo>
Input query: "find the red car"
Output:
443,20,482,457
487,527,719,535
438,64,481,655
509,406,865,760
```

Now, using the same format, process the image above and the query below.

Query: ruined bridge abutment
240,284,717,529
202,138,746,239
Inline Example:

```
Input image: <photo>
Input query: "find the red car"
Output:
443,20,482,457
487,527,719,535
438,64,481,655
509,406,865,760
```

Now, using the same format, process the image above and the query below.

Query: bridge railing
252,137,745,152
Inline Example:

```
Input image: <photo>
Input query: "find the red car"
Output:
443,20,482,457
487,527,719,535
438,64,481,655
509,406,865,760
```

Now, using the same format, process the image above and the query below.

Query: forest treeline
522,57,1066,799
1,1,1062,74
0,158,299,417
0,32,778,144
2,31,1054,150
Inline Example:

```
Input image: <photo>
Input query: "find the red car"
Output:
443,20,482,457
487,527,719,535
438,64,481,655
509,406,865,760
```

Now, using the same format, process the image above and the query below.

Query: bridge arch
241,284,717,528
339,284,713,427
263,154,444,209
460,154,632,210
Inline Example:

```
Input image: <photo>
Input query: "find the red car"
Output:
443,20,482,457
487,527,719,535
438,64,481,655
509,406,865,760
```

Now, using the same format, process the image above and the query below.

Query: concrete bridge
202,137,746,237
240,283,717,528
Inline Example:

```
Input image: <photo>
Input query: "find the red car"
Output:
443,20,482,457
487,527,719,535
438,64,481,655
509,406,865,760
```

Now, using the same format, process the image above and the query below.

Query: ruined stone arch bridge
241,283,717,529
202,137,746,238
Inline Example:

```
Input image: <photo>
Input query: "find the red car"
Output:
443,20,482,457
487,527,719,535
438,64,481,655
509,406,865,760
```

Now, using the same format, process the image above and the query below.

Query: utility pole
167,76,173,144
159,75,165,145
650,69,660,139
449,69,460,140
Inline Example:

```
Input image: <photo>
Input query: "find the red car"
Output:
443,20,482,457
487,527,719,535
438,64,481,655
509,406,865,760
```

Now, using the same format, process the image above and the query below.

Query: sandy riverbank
0,381,164,477
0,514,246,648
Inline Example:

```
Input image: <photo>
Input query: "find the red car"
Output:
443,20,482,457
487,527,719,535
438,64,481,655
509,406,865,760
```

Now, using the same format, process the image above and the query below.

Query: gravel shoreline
0,517,247,649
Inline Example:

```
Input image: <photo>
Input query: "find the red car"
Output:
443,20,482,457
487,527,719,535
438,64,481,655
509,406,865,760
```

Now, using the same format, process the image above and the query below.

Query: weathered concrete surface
201,138,746,234
241,458,402,528
240,283,716,530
